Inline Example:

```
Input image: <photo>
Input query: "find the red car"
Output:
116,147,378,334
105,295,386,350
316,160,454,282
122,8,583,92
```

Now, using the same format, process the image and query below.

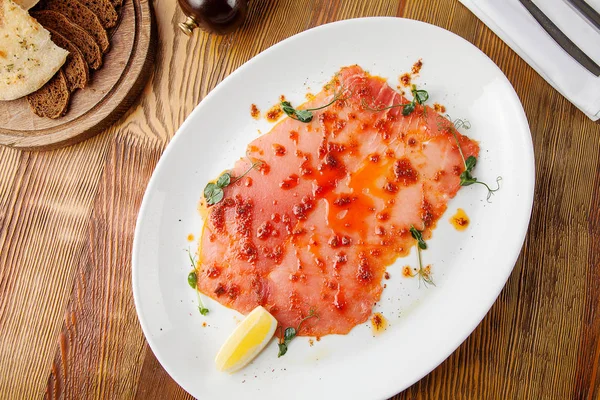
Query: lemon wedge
215,306,278,373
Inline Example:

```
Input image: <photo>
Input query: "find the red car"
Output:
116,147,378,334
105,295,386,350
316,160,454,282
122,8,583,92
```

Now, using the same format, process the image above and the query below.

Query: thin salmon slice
197,65,479,337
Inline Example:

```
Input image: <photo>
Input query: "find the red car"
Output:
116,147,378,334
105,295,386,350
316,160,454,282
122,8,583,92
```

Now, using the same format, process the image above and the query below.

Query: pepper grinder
178,0,248,36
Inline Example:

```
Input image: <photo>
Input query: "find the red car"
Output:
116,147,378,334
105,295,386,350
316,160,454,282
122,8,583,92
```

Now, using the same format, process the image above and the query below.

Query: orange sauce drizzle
411,59,423,74
450,208,470,231
399,73,411,87
266,104,283,122
371,313,388,334
250,104,260,119
434,103,446,113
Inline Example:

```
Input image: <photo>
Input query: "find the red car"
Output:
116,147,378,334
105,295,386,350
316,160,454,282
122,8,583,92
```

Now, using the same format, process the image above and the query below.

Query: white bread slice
0,0,68,101
12,0,38,10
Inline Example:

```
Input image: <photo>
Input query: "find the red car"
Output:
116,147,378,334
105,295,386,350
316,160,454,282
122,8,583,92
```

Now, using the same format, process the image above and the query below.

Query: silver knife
566,0,600,31
518,0,600,77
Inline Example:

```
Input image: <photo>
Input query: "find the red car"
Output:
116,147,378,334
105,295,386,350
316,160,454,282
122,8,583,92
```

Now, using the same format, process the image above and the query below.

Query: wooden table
1,0,599,398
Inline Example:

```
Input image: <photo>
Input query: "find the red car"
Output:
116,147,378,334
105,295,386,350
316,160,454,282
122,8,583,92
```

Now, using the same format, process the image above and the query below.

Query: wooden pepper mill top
178,0,248,36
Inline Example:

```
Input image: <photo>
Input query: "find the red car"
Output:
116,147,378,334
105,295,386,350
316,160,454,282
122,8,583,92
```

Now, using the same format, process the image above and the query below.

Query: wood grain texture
43,132,163,399
0,0,156,151
0,0,599,399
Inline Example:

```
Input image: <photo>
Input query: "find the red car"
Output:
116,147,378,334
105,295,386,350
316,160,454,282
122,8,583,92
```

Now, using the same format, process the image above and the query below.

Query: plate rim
132,16,535,398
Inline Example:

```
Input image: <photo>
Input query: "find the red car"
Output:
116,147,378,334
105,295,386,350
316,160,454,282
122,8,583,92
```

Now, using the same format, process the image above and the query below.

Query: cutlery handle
518,0,600,76
566,0,600,30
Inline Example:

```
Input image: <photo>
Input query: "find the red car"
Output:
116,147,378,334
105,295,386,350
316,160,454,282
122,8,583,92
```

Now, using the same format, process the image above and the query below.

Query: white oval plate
133,17,534,399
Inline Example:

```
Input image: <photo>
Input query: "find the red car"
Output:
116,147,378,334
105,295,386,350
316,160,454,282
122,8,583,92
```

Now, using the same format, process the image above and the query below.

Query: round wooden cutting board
0,0,156,151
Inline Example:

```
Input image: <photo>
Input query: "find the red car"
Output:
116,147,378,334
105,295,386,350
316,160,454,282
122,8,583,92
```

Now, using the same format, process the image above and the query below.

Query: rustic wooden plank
42,132,163,399
513,106,598,399
578,156,600,399
0,147,22,228
0,148,21,199
0,134,111,398
134,345,192,400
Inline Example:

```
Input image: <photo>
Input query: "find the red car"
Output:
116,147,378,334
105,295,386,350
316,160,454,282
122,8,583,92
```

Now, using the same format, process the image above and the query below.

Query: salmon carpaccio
197,65,478,337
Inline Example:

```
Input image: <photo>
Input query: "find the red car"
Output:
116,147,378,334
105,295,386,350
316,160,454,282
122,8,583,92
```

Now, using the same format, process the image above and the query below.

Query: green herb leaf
460,171,476,186
409,225,435,288
458,162,502,201
204,182,217,199
195,290,209,316
217,173,231,188
280,101,314,122
281,101,301,119
409,225,427,250
186,248,209,315
203,172,230,204
280,100,314,122
413,89,429,105
284,327,296,341
280,101,294,114
465,155,477,171
402,102,416,116
198,306,209,316
363,86,428,117
280,85,346,123
445,116,502,201
460,156,480,186
206,188,224,205
277,343,288,358
204,162,261,206
293,109,313,122
277,308,318,358
187,271,197,289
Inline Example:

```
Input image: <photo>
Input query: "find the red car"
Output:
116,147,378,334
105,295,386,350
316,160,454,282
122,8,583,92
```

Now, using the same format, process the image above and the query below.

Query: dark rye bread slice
46,28,89,91
32,10,103,70
78,0,118,29
44,0,110,53
27,70,70,119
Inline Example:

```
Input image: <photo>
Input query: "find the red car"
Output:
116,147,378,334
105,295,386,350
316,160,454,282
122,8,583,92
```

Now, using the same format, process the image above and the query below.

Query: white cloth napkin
459,0,600,121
